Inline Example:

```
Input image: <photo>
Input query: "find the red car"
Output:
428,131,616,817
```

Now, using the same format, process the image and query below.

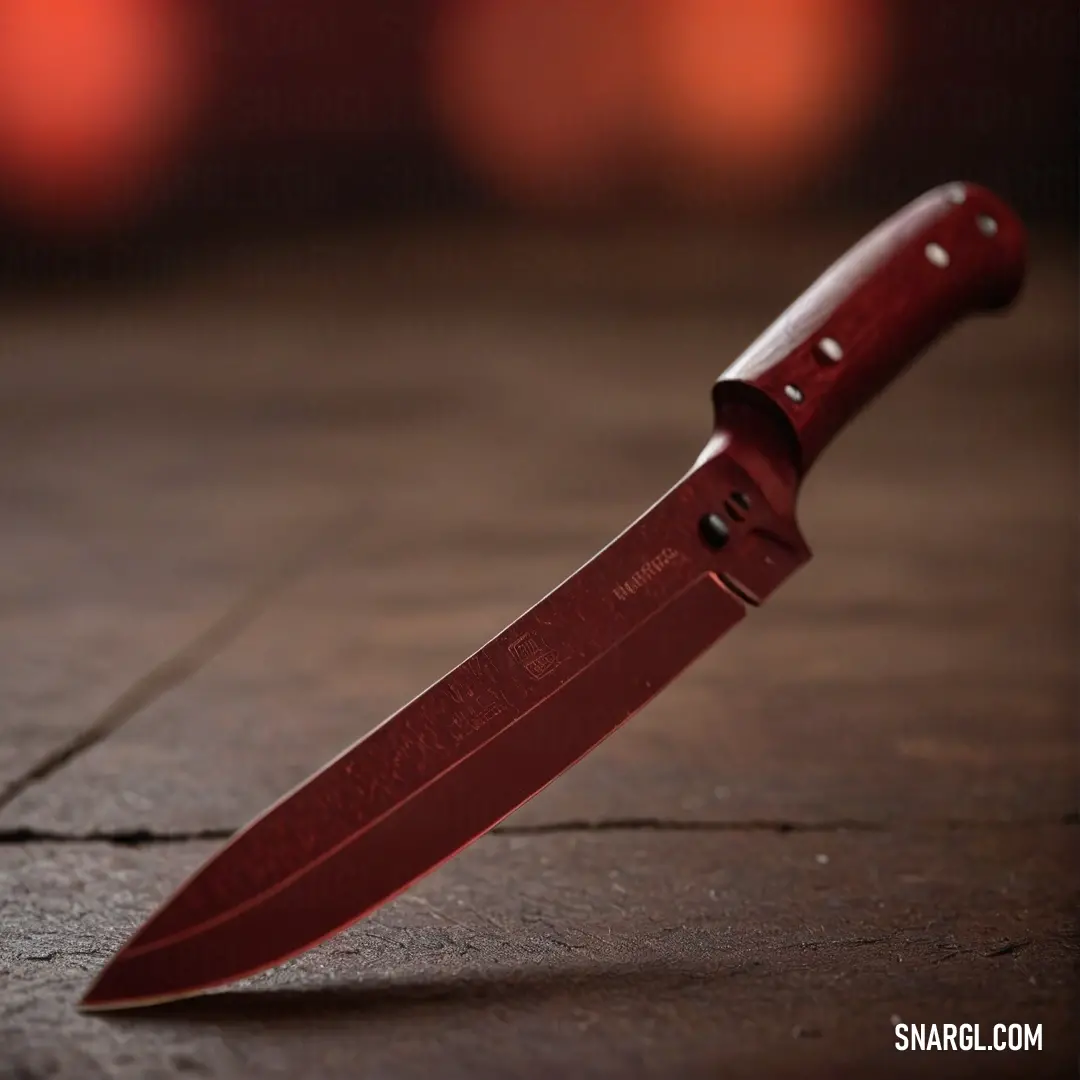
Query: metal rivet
945,183,967,205
814,337,843,364
976,214,998,237
784,384,804,403
699,513,730,551
925,242,950,268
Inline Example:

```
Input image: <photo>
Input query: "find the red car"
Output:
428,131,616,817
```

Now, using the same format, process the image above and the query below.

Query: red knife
80,183,1026,1010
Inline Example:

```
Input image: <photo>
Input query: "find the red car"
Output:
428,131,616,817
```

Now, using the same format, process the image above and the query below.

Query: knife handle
711,182,1027,473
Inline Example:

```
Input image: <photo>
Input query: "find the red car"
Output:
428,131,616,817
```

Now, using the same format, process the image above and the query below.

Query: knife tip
78,987,132,1013
78,959,194,1013
77,975,138,1013
78,984,201,1013
77,993,123,1013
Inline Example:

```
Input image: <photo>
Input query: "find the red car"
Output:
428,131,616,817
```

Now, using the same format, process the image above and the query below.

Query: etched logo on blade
612,547,682,602
445,654,509,737
507,631,560,680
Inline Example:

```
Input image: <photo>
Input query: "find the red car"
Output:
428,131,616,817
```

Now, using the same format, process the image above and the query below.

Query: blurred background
0,0,1075,268
0,9,1077,1070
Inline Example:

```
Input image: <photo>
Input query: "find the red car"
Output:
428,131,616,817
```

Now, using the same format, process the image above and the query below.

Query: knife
80,182,1026,1010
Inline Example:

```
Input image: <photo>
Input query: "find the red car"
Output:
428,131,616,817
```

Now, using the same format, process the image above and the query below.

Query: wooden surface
1,220,1076,1079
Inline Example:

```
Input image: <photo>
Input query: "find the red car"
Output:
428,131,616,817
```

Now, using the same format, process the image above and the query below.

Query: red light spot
0,0,206,230
644,0,891,204
430,0,638,210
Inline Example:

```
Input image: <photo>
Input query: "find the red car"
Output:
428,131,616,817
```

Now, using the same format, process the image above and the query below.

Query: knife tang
711,181,1026,472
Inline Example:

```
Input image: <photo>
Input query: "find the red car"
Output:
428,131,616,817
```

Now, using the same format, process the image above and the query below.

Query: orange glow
644,0,890,204
0,0,206,229
430,0,638,209
432,0,891,210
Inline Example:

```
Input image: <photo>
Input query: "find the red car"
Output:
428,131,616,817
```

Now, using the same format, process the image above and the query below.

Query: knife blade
80,181,1026,1010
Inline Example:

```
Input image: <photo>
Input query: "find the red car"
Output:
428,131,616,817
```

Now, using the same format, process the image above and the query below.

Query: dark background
0,0,1075,271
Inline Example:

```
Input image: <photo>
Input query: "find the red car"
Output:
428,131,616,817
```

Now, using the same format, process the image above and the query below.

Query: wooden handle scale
713,182,1027,473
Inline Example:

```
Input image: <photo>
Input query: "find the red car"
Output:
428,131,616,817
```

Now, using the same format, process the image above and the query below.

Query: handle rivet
784,384,805,403
699,513,730,551
814,337,844,364
925,242,950,268
976,214,999,237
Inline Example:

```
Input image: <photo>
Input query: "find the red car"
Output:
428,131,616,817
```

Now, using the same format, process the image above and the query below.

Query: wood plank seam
0,507,371,815
1,814,1074,847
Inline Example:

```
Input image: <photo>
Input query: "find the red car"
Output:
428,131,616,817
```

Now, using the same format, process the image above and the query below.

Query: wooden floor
1,219,1076,1080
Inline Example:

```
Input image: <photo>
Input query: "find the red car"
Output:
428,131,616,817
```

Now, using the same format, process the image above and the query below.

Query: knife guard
711,182,1027,474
